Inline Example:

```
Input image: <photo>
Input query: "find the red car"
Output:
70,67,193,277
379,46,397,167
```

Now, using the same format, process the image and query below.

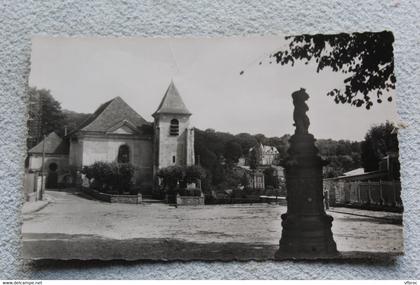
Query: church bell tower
152,81,195,174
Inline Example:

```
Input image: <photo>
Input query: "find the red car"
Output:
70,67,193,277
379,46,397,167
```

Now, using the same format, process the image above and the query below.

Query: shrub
157,165,206,195
118,163,135,194
185,165,206,184
232,188,246,198
263,167,280,188
82,161,135,194
157,165,184,192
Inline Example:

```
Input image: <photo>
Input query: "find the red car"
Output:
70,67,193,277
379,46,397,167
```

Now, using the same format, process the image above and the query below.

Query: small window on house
118,144,130,163
172,155,176,163
170,119,179,136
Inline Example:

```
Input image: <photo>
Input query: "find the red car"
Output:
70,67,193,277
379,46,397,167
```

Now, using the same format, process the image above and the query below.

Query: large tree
224,141,243,164
27,88,65,148
62,109,91,134
361,121,399,175
241,31,395,109
248,147,259,170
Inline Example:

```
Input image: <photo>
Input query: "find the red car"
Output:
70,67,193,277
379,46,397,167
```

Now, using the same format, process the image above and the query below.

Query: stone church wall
69,139,83,168
73,135,154,187
156,115,194,168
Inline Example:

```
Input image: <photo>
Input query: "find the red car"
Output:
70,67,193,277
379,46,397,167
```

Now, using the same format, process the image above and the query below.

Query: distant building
26,81,195,192
233,143,284,190
325,154,400,183
323,154,401,210
249,143,279,166
342,168,365,176
27,132,69,188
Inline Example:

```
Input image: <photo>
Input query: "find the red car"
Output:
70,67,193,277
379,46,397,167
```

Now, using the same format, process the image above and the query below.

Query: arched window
49,162,58,172
118,144,130,163
170,119,179,136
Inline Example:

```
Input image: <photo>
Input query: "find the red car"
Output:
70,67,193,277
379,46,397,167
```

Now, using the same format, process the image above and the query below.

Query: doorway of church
46,162,58,189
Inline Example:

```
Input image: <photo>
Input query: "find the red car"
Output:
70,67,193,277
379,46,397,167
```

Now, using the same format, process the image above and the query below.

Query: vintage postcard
23,32,403,260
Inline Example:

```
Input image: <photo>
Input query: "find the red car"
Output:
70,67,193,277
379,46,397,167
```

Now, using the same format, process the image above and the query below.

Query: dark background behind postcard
0,0,419,279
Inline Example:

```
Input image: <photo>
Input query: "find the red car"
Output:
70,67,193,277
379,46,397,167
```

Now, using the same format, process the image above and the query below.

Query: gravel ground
22,190,403,260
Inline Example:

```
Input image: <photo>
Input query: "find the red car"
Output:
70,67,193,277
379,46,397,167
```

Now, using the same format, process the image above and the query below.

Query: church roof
28,132,69,155
153,81,191,117
77,96,150,133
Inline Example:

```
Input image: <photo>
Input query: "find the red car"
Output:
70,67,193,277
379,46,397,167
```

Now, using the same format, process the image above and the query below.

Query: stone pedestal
275,89,338,259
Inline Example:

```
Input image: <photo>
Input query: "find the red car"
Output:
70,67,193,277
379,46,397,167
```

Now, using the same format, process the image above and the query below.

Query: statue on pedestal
275,88,338,259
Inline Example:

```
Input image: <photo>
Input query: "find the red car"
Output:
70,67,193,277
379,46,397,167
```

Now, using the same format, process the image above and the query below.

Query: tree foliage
157,165,206,192
38,89,65,134
157,165,185,192
263,167,279,189
82,161,135,194
361,121,399,174
224,141,243,163
316,139,361,178
242,31,395,109
27,88,91,148
28,88,65,141
62,109,91,134
185,165,207,184
195,127,363,185
248,147,259,170
240,173,249,187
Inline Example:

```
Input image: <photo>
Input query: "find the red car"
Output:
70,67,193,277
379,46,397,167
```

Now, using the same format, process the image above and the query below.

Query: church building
27,81,195,192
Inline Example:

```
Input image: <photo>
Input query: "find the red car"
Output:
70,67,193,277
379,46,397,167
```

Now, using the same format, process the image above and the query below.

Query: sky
29,36,399,141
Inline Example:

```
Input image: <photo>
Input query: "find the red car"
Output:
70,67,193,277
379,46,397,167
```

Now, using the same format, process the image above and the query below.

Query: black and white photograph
22,32,403,260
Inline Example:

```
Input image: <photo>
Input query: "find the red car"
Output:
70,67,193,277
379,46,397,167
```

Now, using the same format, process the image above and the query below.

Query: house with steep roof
27,132,70,188
235,143,283,190
28,131,69,170
249,143,280,166
28,81,195,192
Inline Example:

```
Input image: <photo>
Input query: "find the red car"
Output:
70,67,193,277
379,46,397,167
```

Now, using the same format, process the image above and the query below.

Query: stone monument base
275,213,338,259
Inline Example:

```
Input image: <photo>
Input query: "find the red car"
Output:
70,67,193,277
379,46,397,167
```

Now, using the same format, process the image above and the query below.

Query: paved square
22,190,403,260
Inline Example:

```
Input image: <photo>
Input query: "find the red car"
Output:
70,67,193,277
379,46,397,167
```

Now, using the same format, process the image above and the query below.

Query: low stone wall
110,194,142,204
176,194,204,206
82,187,142,204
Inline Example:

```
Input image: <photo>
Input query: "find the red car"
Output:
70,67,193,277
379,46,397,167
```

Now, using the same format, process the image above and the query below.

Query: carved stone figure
292,88,310,135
